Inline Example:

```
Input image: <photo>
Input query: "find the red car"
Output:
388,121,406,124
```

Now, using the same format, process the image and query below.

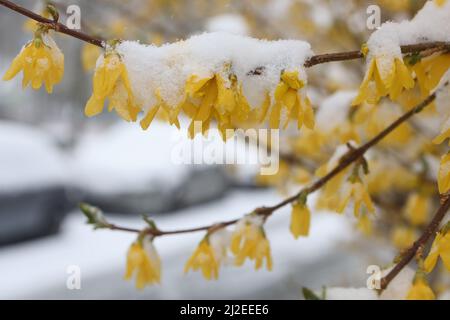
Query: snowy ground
0,189,392,299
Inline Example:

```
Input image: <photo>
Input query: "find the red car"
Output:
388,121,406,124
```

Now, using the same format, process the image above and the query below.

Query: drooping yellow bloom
423,231,450,273
125,237,161,289
406,278,435,300
184,238,220,280
272,70,314,130
410,54,450,97
437,153,450,194
85,52,140,122
353,56,414,105
391,226,416,250
404,193,430,226
290,202,311,238
81,43,102,72
231,217,273,271
180,73,253,139
3,34,64,94
140,89,182,131
337,181,375,217
435,0,447,7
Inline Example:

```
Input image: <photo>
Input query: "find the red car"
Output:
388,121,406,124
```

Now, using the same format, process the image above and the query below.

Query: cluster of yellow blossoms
231,217,273,270
3,30,64,94
2,0,449,298
82,49,314,139
353,54,414,106
123,214,276,289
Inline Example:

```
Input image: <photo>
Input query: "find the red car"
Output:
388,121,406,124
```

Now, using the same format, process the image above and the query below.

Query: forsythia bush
1,0,450,300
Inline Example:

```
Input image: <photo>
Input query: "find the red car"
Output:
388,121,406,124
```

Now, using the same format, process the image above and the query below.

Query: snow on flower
184,238,220,280
353,0,450,105
85,51,140,122
231,214,273,271
125,235,161,289
184,228,232,280
86,32,314,138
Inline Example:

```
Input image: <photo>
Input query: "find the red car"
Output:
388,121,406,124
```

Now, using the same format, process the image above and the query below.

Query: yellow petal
290,203,311,238
84,96,105,117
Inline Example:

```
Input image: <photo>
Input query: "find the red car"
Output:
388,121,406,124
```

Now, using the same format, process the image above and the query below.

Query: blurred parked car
0,121,71,245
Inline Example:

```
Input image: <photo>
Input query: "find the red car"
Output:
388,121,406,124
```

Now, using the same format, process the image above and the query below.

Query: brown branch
98,88,439,239
304,42,450,67
380,193,450,290
1,0,449,66
0,0,104,47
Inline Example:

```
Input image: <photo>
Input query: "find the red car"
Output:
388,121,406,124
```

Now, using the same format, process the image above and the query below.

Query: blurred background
0,0,431,299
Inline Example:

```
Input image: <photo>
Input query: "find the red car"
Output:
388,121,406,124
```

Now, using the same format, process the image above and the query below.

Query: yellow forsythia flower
410,53,450,97
423,231,450,273
337,181,375,217
125,236,161,289
406,277,435,300
438,153,450,194
85,52,140,122
272,70,314,130
391,226,416,250
290,202,311,238
231,216,273,271
404,193,430,226
353,56,414,105
81,43,102,72
435,0,447,7
184,238,220,280
3,33,64,94
181,72,252,139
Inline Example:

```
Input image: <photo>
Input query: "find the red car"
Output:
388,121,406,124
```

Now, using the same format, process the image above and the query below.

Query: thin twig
0,0,104,47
